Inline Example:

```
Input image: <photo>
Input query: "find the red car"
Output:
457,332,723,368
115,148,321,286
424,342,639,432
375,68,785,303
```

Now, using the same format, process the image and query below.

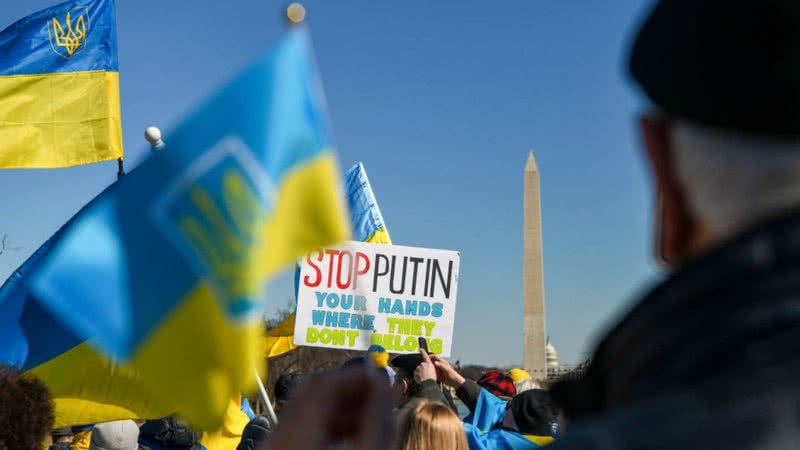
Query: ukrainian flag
0,0,123,168
0,205,179,428
345,162,391,244
275,162,392,358
27,28,349,429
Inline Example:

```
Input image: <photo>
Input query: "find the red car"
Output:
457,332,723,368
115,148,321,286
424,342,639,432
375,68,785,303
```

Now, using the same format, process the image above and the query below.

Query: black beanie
236,416,272,450
508,389,559,436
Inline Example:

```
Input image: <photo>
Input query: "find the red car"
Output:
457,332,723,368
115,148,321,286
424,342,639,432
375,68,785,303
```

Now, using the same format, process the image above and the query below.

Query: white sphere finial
144,126,165,151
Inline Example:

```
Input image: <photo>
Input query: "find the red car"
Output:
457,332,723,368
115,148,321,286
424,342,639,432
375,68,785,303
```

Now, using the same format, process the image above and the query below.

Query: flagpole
254,368,279,426
116,158,124,180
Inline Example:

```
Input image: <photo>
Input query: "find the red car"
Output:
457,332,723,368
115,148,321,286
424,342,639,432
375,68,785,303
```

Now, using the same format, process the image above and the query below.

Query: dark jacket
412,379,450,404
551,212,800,449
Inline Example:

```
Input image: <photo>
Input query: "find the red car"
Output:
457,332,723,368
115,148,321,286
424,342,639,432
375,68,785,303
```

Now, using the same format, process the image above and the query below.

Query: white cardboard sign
294,241,460,356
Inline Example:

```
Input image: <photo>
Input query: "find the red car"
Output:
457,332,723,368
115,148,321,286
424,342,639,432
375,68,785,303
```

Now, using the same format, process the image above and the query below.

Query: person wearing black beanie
236,416,271,450
550,0,800,448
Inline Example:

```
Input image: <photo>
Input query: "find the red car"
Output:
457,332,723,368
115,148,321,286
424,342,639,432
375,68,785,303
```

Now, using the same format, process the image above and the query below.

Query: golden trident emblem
49,8,88,57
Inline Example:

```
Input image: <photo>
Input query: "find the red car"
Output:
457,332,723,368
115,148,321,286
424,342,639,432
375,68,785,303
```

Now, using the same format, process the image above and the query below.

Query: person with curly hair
0,365,54,450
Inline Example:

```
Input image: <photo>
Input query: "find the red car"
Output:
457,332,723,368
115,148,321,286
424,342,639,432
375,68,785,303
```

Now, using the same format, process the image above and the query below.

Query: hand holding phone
418,336,429,353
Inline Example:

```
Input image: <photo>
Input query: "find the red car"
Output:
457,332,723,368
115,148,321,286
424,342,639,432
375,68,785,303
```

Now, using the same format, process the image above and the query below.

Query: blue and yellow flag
345,162,391,244
27,28,349,429
0,0,123,168
0,202,181,427
280,162,391,357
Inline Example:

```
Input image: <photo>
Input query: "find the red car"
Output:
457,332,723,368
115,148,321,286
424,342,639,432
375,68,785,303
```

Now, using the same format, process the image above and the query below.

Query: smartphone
418,336,429,353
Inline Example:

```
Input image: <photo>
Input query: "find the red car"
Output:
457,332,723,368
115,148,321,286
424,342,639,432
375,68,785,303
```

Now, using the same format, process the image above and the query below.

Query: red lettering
303,250,324,287
324,249,341,288
354,252,370,289
336,251,353,289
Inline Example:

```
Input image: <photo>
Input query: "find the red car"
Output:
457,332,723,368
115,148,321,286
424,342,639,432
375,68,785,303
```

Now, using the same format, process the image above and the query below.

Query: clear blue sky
0,0,659,367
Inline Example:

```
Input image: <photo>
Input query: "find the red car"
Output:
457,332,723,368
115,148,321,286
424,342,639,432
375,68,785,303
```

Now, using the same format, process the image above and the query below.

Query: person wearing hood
424,356,558,449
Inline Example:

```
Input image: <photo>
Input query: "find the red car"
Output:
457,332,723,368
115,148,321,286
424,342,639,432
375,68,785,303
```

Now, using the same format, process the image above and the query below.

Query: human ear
639,115,695,268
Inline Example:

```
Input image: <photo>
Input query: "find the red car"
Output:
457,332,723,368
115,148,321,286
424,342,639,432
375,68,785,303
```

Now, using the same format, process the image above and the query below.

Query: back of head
0,366,53,450
513,378,540,395
508,389,559,437
89,420,139,450
274,373,302,408
629,0,800,263
236,416,271,450
138,417,199,450
395,400,467,450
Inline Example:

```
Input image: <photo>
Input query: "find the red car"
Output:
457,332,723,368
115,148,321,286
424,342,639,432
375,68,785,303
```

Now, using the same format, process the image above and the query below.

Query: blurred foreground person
274,373,303,414
551,0,800,448
236,416,271,450
0,366,53,450
265,368,393,450
138,417,205,450
395,400,468,450
427,357,558,449
89,420,139,450
342,345,397,387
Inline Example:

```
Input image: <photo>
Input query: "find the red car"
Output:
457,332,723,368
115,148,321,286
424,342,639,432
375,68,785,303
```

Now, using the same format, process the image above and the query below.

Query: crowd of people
5,0,800,448
0,346,564,450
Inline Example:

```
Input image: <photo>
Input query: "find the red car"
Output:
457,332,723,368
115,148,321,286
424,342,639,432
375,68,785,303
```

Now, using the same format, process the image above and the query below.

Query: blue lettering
351,314,363,330
312,309,325,326
419,301,431,317
405,300,418,316
326,293,339,308
340,294,353,310
315,291,327,307
354,295,367,311
391,299,404,315
325,311,338,327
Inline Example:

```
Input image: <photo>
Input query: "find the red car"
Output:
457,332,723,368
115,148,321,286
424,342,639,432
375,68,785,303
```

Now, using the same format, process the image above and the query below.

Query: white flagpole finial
144,126,165,151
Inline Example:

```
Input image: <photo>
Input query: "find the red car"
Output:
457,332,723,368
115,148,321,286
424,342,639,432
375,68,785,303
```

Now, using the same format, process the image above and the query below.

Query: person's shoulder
551,382,800,450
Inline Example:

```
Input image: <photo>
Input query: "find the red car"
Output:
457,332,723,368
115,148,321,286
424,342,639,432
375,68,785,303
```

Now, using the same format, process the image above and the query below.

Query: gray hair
514,379,540,394
672,120,800,238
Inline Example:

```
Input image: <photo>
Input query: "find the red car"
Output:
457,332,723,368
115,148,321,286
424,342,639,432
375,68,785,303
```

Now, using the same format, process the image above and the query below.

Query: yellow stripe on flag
200,396,251,450
0,71,122,168
365,227,391,244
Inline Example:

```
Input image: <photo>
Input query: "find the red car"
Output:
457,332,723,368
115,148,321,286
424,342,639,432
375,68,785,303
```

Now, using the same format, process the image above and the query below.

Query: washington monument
523,150,546,376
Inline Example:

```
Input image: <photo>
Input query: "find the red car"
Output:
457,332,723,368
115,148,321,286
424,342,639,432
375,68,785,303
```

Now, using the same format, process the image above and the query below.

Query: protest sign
294,241,460,356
